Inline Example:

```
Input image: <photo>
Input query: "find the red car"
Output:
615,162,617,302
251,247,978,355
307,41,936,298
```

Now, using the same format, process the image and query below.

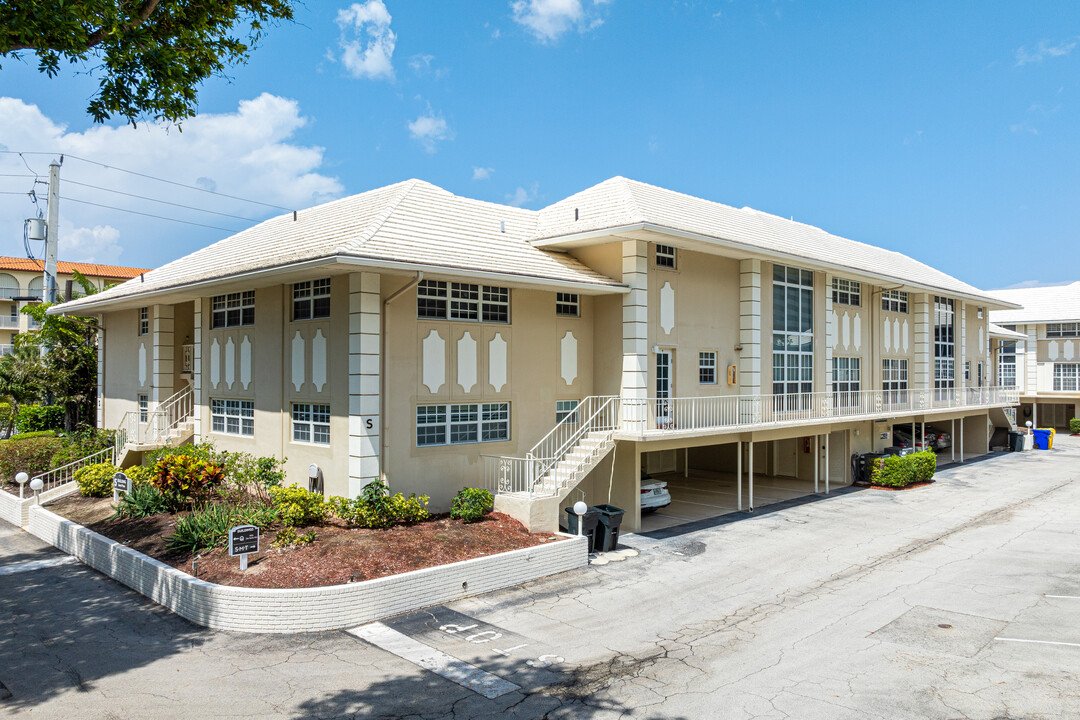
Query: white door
656,350,672,426
828,430,848,485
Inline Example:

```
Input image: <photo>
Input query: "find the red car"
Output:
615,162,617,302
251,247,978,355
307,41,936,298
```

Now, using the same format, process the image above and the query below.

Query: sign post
112,472,130,504
228,525,260,571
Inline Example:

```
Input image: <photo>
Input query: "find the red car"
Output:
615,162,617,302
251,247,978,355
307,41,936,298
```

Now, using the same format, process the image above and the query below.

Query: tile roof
987,282,1080,324
0,256,149,279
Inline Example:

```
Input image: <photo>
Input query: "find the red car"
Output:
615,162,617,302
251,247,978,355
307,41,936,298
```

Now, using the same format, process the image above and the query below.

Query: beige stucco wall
101,307,144,430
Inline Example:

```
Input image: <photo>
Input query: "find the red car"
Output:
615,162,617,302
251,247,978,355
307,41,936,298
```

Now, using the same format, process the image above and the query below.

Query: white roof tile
988,282,1080,325
988,323,1026,339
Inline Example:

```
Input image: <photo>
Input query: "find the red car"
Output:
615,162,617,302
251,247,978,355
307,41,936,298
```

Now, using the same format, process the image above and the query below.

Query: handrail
31,446,116,493
113,385,194,457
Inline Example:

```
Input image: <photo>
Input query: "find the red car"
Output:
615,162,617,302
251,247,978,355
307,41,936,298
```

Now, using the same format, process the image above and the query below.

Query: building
50,178,1021,533
0,256,149,354
988,281,1080,431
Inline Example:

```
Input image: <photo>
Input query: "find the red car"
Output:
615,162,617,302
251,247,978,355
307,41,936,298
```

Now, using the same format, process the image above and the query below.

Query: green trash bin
1008,431,1025,452
591,504,625,552
565,507,600,553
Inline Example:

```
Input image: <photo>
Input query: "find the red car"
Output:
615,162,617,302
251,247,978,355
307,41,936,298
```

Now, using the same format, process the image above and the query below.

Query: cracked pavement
2,437,1079,719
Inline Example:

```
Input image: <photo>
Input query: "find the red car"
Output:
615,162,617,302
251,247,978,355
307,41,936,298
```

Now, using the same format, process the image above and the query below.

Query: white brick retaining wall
0,482,79,528
26,504,588,633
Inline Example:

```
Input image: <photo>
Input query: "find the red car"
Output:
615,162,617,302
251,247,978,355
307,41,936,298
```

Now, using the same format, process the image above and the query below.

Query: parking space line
1045,595,1080,600
347,622,521,699
995,637,1080,648
0,556,77,576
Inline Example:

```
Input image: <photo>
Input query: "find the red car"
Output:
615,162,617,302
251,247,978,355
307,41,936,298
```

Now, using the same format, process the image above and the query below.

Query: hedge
1070,418,1080,435
15,405,65,433
0,435,65,481
870,450,937,488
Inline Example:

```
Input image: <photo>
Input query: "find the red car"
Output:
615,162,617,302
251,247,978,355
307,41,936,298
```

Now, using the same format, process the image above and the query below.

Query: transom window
772,264,814,396
416,280,510,323
656,244,676,268
292,278,331,321
699,351,717,384
211,291,255,329
211,398,254,436
556,293,579,317
881,290,908,314
831,278,861,307
292,403,330,445
1053,363,1080,392
416,403,510,446
999,341,1017,387
1047,322,1080,338
883,358,908,406
555,400,580,424
933,296,955,393
138,307,148,335
138,394,148,423
832,357,861,407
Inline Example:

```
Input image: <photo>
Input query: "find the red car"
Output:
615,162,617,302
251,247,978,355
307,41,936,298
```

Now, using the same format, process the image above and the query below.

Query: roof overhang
988,323,1026,340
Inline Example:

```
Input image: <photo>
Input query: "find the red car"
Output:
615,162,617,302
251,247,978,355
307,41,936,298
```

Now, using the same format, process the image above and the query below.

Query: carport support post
824,433,830,494
748,440,754,511
684,448,689,478
951,420,955,463
814,435,819,493
736,441,742,511
960,417,965,463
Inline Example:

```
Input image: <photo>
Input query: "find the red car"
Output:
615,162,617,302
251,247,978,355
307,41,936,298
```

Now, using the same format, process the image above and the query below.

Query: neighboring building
0,256,149,355
51,178,1021,533
988,282,1080,431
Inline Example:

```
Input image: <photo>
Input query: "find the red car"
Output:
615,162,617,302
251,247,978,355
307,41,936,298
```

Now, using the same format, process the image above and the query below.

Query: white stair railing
113,385,194,459
32,446,116,493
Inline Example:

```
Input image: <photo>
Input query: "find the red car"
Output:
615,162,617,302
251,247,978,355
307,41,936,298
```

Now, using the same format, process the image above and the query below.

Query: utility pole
44,160,60,304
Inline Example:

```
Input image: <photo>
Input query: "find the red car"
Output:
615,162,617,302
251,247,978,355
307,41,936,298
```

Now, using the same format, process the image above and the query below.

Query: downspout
380,272,423,489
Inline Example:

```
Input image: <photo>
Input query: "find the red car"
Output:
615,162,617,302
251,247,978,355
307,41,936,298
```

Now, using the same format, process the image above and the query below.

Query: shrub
125,464,157,487
75,463,119,497
151,454,225,504
112,484,170,518
450,488,493,523
0,435,64,481
10,430,56,441
870,451,936,488
1070,418,1080,435
271,527,318,549
910,451,937,482
328,481,430,529
268,485,327,527
0,402,11,431
15,404,64,433
51,428,116,467
166,502,278,553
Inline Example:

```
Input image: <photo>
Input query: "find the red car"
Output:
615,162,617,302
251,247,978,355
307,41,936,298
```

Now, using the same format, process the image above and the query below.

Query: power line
63,178,262,221
60,195,241,232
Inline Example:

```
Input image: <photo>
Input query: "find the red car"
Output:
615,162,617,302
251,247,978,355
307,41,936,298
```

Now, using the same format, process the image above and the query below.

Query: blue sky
1,1,1078,290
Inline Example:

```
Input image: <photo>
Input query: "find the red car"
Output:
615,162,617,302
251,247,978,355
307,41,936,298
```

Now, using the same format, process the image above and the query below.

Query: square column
914,294,931,400
151,304,175,408
823,272,834,392
739,259,762,395
349,272,381,497
192,298,203,439
1024,324,1037,394
96,315,104,429
621,240,648,432
959,300,966,394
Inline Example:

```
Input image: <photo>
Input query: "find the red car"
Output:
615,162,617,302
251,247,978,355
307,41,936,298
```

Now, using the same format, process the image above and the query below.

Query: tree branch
7,0,163,53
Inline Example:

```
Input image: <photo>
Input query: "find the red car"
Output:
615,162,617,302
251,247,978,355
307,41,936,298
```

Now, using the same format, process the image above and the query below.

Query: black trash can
1008,431,1025,452
565,507,600,553
591,504,625,552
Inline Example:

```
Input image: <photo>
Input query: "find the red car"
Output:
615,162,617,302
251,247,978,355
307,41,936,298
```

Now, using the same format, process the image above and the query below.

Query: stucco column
96,315,104,429
739,259,762,395
959,300,966,398
191,298,203,439
348,272,380,497
823,272,834,393
151,304,175,409
620,240,648,433
913,293,931,406
1024,324,1037,394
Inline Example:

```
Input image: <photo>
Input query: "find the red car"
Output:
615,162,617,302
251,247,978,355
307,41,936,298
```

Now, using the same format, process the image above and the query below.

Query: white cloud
510,0,610,43
1015,38,1078,66
472,166,494,180
0,94,343,267
1010,122,1038,135
506,183,539,207
407,107,452,152
336,1,397,80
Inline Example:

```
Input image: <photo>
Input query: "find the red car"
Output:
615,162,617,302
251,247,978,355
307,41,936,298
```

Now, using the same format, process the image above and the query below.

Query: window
210,399,254,436
832,357,861,407
977,308,984,320
138,307,149,336
292,403,330,445
883,359,908,405
999,340,1017,387
138,394,148,423
1053,363,1080,392
416,280,509,323
881,290,908,314
831,278,861,307
772,264,814,397
1047,322,1080,338
211,291,255,329
977,361,984,388
933,296,955,395
416,403,510,446
292,278,331,321
555,400,580,424
699,351,717,384
556,293,579,317
656,244,676,268
964,361,971,382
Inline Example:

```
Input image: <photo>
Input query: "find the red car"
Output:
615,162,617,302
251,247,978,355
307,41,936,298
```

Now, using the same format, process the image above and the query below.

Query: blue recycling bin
1032,428,1052,450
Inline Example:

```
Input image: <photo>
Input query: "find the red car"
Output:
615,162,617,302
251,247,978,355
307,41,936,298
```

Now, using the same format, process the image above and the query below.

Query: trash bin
1032,428,1052,450
1008,431,1025,452
565,506,599,553
591,504,625,552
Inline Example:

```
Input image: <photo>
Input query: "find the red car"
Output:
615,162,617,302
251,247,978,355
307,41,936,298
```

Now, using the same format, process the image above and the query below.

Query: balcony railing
0,316,19,329
0,287,21,301
618,386,1020,436
0,344,13,356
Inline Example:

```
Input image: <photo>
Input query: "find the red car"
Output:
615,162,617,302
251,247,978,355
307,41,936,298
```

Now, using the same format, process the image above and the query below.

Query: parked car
641,471,671,512
893,426,951,451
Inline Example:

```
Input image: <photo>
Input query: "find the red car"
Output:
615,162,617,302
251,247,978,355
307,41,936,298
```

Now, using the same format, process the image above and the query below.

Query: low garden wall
0,482,79,527
26,504,588,633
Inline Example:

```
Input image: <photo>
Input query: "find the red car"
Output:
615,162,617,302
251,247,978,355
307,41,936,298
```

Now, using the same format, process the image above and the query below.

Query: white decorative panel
291,331,305,391
893,319,900,352
560,331,578,386
224,338,236,389
1065,341,1076,361
240,336,252,390
489,333,507,392
422,330,445,393
209,339,220,389
138,343,147,387
902,320,909,353
853,312,862,351
1048,341,1059,361
979,326,984,352
457,332,477,393
828,309,838,349
312,329,327,392
659,282,675,335
841,312,851,349
883,320,891,352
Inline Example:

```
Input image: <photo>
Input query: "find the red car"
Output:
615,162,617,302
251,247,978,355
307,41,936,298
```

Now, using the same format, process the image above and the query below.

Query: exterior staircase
114,386,195,467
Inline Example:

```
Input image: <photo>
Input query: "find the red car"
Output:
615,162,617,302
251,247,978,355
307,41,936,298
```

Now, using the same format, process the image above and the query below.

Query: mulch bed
46,492,560,589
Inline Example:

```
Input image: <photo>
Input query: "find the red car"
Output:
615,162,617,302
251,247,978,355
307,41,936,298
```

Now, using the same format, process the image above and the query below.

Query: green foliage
271,526,317,549
151,454,225,504
218,451,286,495
0,346,48,430
870,451,937,488
0,435,64,481
125,464,157,487
75,463,118,497
10,430,57,440
51,428,116,466
1070,418,1080,434
17,305,99,430
0,402,11,431
166,502,277,553
144,441,219,467
328,481,430,529
112,484,169,519
450,488,494,523
0,1,295,125
268,485,327,527
15,404,65,432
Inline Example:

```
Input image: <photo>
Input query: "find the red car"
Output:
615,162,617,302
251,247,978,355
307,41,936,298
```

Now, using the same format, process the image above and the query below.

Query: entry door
828,430,848,485
656,350,672,426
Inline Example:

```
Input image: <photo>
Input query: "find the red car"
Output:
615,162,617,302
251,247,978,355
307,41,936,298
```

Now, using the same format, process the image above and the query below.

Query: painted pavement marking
347,622,521,699
0,556,78,576
995,637,1080,649
1045,595,1080,600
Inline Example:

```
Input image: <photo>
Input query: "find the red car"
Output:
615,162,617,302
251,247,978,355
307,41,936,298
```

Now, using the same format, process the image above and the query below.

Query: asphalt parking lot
2,436,1079,719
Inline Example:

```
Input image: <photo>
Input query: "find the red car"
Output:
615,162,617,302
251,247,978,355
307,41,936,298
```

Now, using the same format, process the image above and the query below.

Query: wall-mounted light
734,344,743,352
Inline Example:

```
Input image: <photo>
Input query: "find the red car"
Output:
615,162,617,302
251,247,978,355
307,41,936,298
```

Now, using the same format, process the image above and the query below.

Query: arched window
27,276,43,301
0,273,19,300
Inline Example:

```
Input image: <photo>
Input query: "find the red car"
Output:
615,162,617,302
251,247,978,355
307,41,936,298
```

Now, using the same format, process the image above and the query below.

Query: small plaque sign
229,525,260,557
112,472,130,494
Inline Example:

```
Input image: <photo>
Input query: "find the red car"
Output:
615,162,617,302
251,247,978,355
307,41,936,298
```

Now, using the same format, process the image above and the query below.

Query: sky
1,0,1079,291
